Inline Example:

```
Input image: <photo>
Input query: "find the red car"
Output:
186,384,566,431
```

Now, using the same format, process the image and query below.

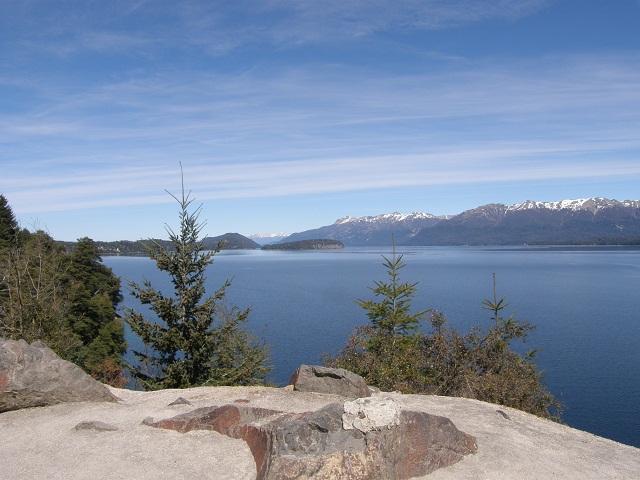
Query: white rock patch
342,397,401,432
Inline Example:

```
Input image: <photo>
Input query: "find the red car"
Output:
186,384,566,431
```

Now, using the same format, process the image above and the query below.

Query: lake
103,246,640,448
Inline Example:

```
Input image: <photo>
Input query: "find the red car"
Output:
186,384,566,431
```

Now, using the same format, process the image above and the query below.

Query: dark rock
289,365,371,399
168,397,192,406
496,410,511,420
393,409,479,478
0,338,120,412
149,398,477,480
74,420,118,431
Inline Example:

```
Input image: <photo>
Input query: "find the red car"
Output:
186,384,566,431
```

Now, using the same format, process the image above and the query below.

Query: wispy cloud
2,0,551,58
6,142,640,215
3,52,638,144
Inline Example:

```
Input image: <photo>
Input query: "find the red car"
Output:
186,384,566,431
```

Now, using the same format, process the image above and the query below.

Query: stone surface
289,364,371,399
0,338,119,412
74,420,119,431
343,396,401,433
1,386,639,480
394,410,479,478
150,399,477,480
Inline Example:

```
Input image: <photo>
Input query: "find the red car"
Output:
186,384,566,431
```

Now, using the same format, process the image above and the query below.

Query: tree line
0,185,560,419
0,195,126,386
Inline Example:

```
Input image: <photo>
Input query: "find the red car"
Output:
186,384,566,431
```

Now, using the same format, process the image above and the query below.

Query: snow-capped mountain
247,233,290,245
407,197,640,245
508,198,640,213
282,198,640,246
334,212,441,225
281,212,443,246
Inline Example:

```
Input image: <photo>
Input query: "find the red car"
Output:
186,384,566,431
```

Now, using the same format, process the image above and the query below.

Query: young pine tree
125,181,271,390
356,244,427,337
326,242,427,392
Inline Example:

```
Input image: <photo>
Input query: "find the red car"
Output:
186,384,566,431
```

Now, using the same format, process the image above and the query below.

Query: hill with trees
58,232,260,255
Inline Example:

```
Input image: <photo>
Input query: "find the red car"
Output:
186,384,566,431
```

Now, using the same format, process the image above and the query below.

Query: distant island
261,239,344,251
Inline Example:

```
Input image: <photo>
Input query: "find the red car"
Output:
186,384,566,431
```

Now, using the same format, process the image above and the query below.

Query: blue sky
2,1,640,241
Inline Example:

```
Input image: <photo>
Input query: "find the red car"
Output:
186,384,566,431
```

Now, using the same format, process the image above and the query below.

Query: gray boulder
0,338,119,412
290,365,371,398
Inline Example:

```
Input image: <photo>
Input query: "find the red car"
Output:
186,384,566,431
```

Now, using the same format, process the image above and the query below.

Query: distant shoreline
261,239,344,251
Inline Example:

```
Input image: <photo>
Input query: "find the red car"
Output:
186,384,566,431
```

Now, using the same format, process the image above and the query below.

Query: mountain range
279,198,640,246
79,197,640,253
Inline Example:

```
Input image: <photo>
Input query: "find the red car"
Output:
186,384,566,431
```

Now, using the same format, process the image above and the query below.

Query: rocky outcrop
2,385,639,480
0,338,119,412
289,365,371,399
149,396,477,479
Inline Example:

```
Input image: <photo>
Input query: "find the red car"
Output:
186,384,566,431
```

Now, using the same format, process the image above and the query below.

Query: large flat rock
0,386,638,479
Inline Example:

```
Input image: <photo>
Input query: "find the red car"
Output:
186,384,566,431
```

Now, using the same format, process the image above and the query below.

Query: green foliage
325,245,427,392
0,195,19,251
325,251,561,420
419,309,561,420
124,180,271,390
0,230,82,359
0,196,125,386
356,247,427,337
66,237,126,378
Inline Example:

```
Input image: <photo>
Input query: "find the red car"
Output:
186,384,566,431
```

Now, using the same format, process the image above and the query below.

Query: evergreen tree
66,237,126,381
356,244,427,337
0,194,20,251
327,243,428,392
125,180,271,390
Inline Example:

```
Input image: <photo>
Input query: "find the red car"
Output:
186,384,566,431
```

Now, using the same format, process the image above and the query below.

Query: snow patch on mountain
247,233,290,245
248,233,290,239
334,212,438,225
509,198,640,213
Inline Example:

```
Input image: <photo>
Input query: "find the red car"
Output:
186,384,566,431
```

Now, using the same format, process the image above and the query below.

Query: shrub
325,252,561,420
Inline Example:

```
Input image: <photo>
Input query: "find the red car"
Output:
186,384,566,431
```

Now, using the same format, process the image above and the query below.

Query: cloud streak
6,142,640,214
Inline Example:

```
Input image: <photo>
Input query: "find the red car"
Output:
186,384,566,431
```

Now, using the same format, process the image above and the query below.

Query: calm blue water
104,246,640,448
